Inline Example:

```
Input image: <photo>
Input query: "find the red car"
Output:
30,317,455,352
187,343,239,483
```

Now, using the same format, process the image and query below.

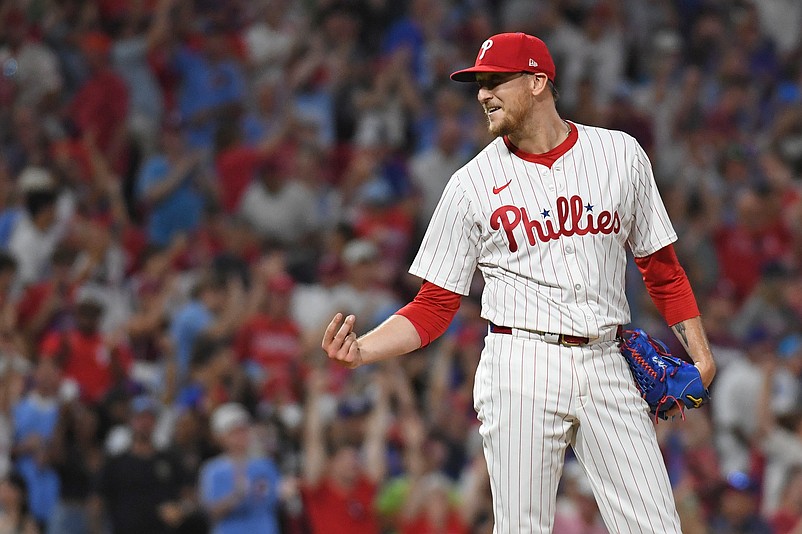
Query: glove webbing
625,331,686,423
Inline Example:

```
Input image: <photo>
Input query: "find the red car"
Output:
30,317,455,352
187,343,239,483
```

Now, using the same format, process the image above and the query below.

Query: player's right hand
322,313,363,369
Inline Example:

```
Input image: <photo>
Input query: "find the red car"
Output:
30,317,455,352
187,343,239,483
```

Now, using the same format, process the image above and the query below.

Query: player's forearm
357,314,422,365
671,316,716,387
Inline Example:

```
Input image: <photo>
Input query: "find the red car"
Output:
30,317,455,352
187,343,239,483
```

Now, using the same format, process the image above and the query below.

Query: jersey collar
503,121,578,168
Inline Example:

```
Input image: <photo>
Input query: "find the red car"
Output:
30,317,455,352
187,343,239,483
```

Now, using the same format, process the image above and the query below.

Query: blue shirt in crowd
170,299,213,380
199,455,282,534
13,394,61,523
136,155,205,246
174,46,246,149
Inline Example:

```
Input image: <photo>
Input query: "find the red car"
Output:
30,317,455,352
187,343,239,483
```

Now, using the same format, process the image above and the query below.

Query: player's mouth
486,106,501,115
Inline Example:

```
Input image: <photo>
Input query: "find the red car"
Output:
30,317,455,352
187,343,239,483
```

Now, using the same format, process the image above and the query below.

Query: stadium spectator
237,156,318,248
91,395,193,534
0,9,62,110
168,14,247,151
175,333,254,418
709,472,773,534
301,367,388,534
234,272,303,412
48,400,101,534
11,357,62,526
67,31,129,174
16,246,80,348
0,252,19,338
135,122,210,248
38,291,132,406
756,341,802,516
0,470,39,534
110,0,170,158
409,115,470,232
7,168,73,288
771,467,802,534
199,402,295,534
169,272,245,382
712,326,779,476
328,238,401,334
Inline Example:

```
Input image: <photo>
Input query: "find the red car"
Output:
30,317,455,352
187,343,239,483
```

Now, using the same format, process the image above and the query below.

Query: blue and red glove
619,328,710,421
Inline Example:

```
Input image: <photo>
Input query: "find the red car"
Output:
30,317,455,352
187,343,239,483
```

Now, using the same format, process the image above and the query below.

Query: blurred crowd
0,0,801,532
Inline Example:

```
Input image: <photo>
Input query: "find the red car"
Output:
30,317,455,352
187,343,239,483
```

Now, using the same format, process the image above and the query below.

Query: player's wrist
349,348,364,369
694,361,715,388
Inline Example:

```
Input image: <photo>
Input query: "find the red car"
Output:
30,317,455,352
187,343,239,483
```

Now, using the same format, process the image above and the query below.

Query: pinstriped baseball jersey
409,122,676,338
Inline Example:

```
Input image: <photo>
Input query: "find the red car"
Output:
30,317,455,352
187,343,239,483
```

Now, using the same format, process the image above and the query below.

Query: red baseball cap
451,32,556,83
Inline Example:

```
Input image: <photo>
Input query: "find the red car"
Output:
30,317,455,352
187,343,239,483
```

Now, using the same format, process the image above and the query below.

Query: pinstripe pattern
474,334,682,533
409,123,676,338
412,123,681,533
573,341,681,533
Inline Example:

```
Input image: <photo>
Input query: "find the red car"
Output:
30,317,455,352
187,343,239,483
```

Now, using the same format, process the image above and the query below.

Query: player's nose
477,86,493,103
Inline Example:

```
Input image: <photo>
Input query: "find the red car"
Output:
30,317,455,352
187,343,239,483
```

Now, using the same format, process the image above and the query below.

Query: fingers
321,313,344,348
321,313,361,369
321,313,353,349
665,405,682,418
335,314,356,342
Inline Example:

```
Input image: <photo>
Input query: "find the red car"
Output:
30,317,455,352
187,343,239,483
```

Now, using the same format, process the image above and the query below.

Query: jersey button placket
564,242,588,309
554,165,565,192
543,167,555,192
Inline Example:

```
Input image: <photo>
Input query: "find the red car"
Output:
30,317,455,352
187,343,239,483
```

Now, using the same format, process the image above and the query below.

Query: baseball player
322,32,716,533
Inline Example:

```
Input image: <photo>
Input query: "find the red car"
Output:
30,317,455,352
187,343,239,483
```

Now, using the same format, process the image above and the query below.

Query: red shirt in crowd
714,221,792,301
302,476,380,534
353,205,414,266
215,146,265,213
68,68,129,170
401,511,468,534
40,329,132,404
16,281,77,338
771,512,802,534
235,315,302,403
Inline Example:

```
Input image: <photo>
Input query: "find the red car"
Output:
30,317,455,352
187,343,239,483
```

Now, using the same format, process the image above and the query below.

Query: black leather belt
489,322,622,347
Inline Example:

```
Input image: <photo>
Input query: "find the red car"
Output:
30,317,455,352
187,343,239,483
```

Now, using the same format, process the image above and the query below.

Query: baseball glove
618,328,710,421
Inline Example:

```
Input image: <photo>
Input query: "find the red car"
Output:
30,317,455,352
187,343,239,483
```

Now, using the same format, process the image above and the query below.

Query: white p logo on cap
479,39,493,60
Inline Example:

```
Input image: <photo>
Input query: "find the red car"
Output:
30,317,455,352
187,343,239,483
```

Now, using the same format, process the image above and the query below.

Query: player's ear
530,74,549,97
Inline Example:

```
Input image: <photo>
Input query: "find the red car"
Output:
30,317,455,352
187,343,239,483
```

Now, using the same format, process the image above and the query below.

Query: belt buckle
559,335,583,347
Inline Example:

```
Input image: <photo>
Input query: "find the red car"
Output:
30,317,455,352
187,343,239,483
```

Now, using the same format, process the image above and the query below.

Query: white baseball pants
473,333,683,533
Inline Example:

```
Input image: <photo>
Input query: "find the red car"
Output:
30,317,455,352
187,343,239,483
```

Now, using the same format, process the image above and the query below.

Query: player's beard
486,95,530,138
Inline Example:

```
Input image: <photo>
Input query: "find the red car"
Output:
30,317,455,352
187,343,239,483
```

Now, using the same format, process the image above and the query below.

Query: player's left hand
322,313,363,369
619,329,711,422
658,362,715,420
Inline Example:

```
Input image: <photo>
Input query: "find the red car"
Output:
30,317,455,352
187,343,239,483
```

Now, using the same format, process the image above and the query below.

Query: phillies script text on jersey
490,194,621,252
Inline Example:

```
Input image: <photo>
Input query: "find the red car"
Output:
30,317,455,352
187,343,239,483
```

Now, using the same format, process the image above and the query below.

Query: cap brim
450,65,522,82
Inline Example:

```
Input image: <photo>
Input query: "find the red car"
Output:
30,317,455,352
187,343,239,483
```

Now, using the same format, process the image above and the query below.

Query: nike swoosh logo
492,180,512,194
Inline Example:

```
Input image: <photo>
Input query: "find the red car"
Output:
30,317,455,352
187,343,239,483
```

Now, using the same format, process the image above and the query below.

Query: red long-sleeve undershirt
633,243,700,326
396,244,699,347
395,281,461,347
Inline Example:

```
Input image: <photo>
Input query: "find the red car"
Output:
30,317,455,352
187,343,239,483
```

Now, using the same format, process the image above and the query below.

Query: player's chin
486,118,508,138
487,114,516,138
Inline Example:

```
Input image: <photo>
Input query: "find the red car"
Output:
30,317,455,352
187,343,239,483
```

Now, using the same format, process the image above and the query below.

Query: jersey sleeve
408,175,480,296
626,141,677,257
